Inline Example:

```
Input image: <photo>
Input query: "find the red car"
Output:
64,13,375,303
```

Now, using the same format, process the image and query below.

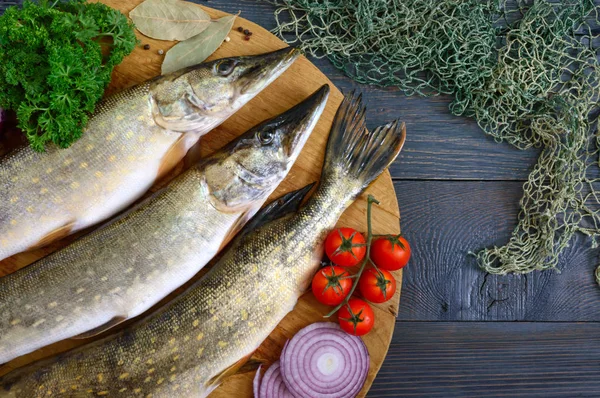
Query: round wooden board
0,2,403,396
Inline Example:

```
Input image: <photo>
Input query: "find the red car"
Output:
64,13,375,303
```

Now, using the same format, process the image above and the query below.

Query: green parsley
0,0,137,151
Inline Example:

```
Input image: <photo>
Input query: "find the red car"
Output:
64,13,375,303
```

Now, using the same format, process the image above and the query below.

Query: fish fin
237,357,265,374
241,183,316,237
156,134,199,181
28,221,76,251
322,91,406,192
71,316,127,339
218,209,255,252
217,183,315,252
205,353,255,390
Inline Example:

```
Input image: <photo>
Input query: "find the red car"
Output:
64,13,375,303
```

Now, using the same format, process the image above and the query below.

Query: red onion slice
253,365,263,398
279,322,370,398
256,360,295,398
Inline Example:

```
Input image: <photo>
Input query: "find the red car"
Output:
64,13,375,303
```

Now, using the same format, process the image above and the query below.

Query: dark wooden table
203,1,600,397
3,0,600,396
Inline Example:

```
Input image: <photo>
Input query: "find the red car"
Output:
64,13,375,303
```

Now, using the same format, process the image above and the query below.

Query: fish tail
321,92,406,194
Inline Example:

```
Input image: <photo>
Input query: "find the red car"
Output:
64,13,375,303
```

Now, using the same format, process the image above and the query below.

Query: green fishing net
271,0,600,276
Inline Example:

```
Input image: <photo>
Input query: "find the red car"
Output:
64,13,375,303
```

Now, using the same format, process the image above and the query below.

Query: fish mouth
276,84,330,158
239,47,301,95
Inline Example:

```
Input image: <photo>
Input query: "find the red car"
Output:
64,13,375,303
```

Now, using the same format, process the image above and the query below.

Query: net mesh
271,0,600,276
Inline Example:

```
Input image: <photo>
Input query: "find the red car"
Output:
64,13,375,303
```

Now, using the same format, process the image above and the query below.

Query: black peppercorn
143,44,150,50
243,29,250,35
237,27,244,33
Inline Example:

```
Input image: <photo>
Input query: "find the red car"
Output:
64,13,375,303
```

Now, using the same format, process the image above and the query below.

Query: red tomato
359,268,396,303
371,235,411,271
338,298,374,336
311,265,353,306
325,228,366,267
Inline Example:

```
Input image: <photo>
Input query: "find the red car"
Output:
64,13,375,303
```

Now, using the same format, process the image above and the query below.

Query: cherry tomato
359,268,396,303
338,298,374,336
325,228,366,267
371,234,411,271
311,265,353,306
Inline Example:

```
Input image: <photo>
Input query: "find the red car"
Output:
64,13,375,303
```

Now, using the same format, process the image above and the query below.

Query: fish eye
257,130,274,145
216,59,236,76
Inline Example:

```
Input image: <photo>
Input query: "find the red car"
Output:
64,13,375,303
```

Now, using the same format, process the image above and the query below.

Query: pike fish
0,47,300,261
0,84,330,365
0,92,405,398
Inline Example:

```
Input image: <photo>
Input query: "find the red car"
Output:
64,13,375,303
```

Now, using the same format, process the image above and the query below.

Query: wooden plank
395,180,600,321
0,0,538,181
369,321,600,397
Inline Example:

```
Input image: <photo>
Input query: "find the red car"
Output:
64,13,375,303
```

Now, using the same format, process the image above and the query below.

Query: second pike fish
0,85,330,364
0,92,404,397
0,47,300,261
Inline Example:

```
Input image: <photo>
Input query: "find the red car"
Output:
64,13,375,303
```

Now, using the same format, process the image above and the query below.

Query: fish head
203,84,330,213
150,48,301,134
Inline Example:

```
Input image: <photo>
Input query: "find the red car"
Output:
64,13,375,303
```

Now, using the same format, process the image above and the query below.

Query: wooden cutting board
0,1,403,396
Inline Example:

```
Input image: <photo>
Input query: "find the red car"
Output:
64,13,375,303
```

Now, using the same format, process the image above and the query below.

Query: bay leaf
161,14,237,75
130,0,211,41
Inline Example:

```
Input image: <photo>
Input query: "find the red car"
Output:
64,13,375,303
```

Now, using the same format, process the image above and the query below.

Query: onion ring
256,360,294,398
280,322,369,398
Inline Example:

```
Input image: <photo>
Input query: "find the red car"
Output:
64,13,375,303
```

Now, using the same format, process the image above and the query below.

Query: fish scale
0,166,236,360
0,83,329,366
0,91,405,398
0,48,301,261
0,82,178,251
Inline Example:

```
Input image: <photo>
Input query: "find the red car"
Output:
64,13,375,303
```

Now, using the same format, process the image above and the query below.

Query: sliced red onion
256,360,295,398
253,365,263,398
279,322,370,398
253,323,370,398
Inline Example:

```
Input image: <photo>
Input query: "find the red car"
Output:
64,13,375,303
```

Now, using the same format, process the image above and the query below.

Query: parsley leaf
0,0,137,151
